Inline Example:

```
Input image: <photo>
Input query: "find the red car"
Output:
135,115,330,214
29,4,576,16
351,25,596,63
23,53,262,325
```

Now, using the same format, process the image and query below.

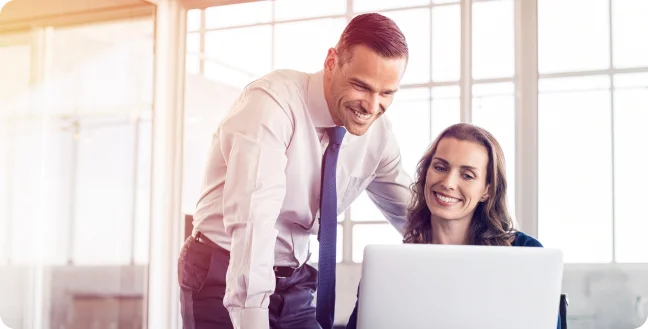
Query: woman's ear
480,185,490,202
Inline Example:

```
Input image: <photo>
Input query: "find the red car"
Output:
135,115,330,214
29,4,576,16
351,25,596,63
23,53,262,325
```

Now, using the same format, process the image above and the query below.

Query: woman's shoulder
512,231,544,247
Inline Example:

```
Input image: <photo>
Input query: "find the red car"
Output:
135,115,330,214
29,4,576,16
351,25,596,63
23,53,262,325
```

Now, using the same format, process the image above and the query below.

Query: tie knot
326,126,346,145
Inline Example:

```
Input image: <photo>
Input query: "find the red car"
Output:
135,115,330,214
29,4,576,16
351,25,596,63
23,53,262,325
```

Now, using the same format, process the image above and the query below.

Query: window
538,0,610,74
349,89,431,224
388,88,431,179
537,0,648,264
186,9,201,32
186,33,201,75
351,192,388,223
274,0,346,21
431,86,460,139
0,44,31,110
612,0,648,68
186,32,200,53
0,41,31,265
273,18,347,73
204,25,272,88
186,54,200,75
8,120,71,265
308,225,343,264
352,224,403,262
133,119,152,264
1,19,154,266
538,76,613,263
472,82,516,220
58,20,154,266
205,2,273,29
613,73,648,263
353,0,429,13
0,119,8,264
431,4,460,82
1,19,155,329
186,0,648,267
381,9,431,84
73,120,137,265
472,0,514,79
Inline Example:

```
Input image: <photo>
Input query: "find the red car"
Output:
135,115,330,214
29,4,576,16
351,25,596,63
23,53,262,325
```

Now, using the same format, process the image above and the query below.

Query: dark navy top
344,231,561,329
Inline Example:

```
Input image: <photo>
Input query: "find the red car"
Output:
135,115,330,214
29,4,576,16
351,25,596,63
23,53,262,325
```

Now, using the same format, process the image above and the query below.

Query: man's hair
335,13,409,65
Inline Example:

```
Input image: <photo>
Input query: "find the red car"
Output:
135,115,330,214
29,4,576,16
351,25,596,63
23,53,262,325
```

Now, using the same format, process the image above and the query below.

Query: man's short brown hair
336,13,409,65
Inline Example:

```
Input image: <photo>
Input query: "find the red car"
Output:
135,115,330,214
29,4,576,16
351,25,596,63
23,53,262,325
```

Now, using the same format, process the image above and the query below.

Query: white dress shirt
192,69,412,329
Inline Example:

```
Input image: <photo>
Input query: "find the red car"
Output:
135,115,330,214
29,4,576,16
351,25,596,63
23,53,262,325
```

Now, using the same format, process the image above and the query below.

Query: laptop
356,243,564,329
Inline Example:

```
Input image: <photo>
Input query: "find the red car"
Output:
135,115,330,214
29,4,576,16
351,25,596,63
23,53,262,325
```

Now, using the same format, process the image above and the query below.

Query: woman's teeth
435,192,460,203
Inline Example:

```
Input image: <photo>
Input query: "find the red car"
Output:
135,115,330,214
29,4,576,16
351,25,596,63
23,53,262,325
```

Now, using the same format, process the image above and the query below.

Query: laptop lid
357,243,563,329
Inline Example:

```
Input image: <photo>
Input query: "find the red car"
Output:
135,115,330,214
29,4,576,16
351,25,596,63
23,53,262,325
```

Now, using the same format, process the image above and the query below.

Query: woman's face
424,137,491,224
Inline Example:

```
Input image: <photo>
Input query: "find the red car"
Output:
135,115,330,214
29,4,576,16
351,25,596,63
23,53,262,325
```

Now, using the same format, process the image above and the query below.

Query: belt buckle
194,231,203,242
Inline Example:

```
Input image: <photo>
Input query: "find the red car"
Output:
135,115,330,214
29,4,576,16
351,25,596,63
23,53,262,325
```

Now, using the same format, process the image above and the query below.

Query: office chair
560,294,568,329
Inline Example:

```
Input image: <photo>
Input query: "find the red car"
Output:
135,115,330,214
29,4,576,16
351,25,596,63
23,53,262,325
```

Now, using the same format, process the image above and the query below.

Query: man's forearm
222,221,278,328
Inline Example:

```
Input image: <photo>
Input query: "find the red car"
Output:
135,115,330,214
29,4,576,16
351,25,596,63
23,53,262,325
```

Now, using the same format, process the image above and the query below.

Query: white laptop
357,243,564,329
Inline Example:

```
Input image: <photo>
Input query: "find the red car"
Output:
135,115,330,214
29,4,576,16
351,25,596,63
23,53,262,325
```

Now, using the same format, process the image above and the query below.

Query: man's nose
364,93,380,115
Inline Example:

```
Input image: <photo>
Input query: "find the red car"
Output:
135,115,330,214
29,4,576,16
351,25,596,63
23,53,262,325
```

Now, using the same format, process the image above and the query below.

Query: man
178,13,411,329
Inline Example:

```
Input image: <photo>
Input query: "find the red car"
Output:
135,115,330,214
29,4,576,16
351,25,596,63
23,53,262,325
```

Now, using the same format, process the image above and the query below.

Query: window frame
185,0,648,265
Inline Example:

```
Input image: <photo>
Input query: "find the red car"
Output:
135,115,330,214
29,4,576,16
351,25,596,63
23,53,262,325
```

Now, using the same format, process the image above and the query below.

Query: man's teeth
352,109,371,119
436,192,460,203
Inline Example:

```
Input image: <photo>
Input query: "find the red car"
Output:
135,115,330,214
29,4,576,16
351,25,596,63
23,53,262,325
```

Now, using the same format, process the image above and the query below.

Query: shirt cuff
229,307,269,329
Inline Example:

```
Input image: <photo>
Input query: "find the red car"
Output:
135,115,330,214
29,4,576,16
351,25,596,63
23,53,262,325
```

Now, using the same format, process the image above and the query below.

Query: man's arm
352,128,410,328
365,128,412,235
219,88,293,329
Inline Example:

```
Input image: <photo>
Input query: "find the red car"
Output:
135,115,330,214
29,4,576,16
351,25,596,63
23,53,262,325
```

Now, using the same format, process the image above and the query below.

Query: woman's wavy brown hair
403,123,516,246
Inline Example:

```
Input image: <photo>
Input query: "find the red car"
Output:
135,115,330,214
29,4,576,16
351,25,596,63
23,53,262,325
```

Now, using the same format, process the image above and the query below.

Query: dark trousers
178,235,322,329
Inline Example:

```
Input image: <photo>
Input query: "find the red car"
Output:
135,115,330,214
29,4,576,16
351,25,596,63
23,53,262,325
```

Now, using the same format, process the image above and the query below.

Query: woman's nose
440,174,457,190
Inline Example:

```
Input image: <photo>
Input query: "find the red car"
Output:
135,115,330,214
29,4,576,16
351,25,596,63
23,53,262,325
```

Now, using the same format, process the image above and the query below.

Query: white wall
0,267,29,329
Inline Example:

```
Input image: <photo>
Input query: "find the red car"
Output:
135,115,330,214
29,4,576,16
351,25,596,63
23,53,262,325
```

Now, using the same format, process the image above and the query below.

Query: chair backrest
560,294,568,329
184,214,193,240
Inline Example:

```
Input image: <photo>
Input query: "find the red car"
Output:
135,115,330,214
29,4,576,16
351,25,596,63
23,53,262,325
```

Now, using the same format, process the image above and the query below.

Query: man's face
323,45,407,136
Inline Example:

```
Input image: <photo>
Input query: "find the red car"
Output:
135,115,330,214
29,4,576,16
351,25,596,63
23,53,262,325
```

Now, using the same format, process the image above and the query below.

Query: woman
345,123,560,328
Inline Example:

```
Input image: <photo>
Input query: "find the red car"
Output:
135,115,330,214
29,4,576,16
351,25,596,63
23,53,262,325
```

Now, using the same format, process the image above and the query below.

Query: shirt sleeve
218,87,294,329
365,126,413,235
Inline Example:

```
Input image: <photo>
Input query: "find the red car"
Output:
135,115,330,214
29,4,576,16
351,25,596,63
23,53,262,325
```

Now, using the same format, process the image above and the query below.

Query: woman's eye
462,173,475,180
434,165,445,171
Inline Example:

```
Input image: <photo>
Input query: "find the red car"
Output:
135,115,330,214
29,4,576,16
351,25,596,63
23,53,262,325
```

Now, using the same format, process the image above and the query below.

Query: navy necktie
316,126,346,329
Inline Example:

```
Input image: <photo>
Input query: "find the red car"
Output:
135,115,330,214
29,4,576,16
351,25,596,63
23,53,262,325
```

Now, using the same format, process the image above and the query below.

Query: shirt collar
307,70,360,146
307,70,337,128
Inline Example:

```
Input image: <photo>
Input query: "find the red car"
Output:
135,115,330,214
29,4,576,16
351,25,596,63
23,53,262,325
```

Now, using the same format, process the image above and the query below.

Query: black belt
193,231,299,279
273,266,298,278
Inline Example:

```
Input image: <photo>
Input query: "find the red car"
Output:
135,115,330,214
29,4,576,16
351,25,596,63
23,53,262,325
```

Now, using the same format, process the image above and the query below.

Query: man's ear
324,48,337,72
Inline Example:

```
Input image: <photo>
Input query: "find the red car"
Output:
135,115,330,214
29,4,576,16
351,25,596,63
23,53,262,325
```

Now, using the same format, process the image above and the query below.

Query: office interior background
1,0,647,328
